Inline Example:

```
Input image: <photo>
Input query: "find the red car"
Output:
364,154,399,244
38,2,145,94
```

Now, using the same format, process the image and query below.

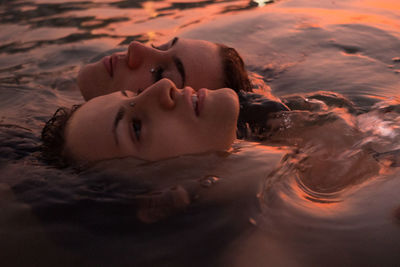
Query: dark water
1,0,400,266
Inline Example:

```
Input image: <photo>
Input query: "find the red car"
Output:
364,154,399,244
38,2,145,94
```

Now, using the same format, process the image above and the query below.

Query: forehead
64,95,117,153
176,38,224,90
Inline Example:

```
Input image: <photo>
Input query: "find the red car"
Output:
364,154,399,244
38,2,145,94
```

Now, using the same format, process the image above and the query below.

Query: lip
196,88,206,116
184,88,196,116
185,87,207,117
111,54,118,76
102,56,113,77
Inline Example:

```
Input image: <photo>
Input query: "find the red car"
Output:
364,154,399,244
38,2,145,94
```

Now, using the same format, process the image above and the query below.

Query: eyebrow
112,106,125,146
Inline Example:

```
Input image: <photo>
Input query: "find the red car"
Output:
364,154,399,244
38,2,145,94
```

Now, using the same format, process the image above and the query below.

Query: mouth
102,56,113,77
190,88,206,117
191,93,199,116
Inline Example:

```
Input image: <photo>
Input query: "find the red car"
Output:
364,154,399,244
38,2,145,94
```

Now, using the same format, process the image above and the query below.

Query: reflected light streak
143,1,158,18
278,8,400,32
253,144,290,154
361,0,400,12
277,176,346,217
146,31,157,43
254,0,264,7
254,0,274,7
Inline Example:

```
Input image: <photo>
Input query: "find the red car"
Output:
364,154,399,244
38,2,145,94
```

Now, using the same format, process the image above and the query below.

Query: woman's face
65,79,239,162
77,38,225,100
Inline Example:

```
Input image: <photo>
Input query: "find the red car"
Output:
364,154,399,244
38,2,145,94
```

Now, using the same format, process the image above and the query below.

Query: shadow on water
2,146,284,266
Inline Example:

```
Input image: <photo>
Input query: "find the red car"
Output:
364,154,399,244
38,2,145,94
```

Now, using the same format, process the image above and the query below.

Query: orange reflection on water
277,176,346,217
252,143,290,154
76,0,265,43
360,0,400,12
143,1,159,18
277,7,400,32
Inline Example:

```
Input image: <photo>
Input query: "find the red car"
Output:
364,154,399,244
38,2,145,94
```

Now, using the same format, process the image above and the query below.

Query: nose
157,79,177,110
127,41,161,69
138,79,177,110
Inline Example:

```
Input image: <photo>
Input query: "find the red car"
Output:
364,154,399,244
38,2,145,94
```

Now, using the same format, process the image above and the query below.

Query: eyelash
132,119,141,141
151,44,164,51
153,66,164,82
150,37,177,51
137,88,144,95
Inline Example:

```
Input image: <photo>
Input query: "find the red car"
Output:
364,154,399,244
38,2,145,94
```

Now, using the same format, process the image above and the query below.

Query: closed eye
151,37,178,51
151,43,167,51
137,88,144,95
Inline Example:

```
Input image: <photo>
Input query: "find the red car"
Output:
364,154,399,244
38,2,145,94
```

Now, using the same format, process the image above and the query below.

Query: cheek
207,93,239,130
199,123,233,148
200,113,237,148
171,123,221,151
68,123,116,161
114,69,152,93
145,120,195,156
204,110,232,130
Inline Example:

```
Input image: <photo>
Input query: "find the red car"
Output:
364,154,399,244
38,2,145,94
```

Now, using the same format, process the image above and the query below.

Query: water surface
0,0,399,266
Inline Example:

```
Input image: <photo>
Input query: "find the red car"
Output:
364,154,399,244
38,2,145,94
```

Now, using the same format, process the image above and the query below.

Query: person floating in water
77,37,253,100
39,37,290,223
42,79,240,165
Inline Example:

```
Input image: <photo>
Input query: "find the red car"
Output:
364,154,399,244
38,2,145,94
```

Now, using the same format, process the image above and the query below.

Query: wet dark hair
218,44,252,93
216,45,290,139
41,104,81,167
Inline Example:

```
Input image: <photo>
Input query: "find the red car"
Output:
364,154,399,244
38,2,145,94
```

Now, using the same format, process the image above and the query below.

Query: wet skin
77,38,225,101
65,79,239,162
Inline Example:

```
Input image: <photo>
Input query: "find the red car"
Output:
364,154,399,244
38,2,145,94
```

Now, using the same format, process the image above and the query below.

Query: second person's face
65,79,239,162
78,38,225,100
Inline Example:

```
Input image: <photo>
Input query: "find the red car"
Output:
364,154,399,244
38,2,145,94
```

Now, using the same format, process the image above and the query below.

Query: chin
218,88,240,120
220,90,239,149
221,135,236,150
220,88,239,108
77,62,109,101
